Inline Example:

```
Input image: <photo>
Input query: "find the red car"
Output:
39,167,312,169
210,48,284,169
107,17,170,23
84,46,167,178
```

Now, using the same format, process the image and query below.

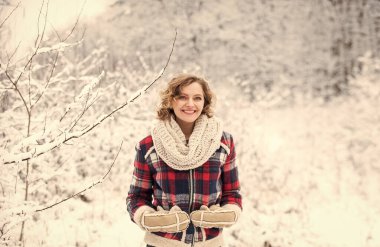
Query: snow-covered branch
35,140,123,212
2,29,177,165
0,140,123,238
36,40,83,55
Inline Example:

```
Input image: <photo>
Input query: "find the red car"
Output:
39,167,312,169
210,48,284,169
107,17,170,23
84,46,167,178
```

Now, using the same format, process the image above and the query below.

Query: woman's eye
178,95,187,100
194,97,203,101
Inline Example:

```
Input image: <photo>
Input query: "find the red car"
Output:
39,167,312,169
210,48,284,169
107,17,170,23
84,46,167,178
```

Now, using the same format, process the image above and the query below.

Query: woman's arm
221,134,242,211
126,142,155,226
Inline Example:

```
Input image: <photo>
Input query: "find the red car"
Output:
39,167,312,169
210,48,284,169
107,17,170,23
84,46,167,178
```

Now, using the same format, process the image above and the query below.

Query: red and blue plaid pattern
126,131,242,244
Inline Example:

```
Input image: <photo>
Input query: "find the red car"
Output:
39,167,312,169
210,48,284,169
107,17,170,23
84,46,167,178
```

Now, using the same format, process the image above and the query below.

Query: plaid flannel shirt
126,131,242,245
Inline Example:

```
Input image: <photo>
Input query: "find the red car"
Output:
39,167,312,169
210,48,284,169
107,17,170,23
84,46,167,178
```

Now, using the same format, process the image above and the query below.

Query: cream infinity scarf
151,114,223,170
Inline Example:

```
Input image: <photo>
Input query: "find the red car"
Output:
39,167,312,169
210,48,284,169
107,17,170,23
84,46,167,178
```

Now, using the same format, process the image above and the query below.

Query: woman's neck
175,118,195,140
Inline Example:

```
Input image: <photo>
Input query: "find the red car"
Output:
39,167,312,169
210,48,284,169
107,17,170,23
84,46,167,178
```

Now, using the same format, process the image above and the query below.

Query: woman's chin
177,114,200,124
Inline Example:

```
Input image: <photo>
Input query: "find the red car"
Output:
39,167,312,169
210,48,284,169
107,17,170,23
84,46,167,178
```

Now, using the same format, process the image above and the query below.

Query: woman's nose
186,98,195,106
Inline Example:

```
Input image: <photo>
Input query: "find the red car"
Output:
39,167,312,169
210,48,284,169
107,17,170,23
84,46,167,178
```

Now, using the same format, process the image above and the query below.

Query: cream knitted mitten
190,204,240,228
141,205,190,233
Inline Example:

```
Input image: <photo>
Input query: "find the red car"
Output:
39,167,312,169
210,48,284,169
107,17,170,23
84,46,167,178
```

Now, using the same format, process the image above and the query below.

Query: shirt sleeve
220,134,243,209
126,143,154,223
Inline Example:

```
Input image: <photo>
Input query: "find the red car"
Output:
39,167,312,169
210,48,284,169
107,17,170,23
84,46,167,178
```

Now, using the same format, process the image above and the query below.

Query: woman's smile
181,109,197,115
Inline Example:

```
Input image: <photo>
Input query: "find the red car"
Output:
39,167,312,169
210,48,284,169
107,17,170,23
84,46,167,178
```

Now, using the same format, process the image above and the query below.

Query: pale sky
1,0,109,60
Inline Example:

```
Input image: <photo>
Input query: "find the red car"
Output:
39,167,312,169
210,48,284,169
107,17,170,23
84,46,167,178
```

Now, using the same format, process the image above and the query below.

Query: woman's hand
141,205,190,233
190,204,239,228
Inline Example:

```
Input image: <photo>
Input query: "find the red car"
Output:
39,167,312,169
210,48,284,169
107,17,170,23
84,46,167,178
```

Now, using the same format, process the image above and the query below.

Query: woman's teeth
183,110,195,114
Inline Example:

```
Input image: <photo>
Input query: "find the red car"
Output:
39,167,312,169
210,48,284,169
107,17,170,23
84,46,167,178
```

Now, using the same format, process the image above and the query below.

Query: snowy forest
1,0,380,246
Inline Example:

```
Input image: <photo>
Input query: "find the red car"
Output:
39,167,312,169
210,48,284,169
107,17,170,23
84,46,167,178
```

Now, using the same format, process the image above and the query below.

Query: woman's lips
182,109,196,115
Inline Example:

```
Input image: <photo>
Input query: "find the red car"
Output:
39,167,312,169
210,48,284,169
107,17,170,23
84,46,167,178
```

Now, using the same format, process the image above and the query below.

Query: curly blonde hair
157,74,215,121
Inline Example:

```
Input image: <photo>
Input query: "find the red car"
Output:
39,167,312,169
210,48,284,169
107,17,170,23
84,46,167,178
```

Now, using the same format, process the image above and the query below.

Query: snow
1,0,380,246
4,80,380,246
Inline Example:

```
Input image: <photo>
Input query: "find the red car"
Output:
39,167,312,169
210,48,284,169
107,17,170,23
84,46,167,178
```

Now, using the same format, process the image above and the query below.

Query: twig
34,0,45,48
59,107,70,122
27,57,33,108
0,1,20,29
11,0,49,87
63,0,86,42
49,21,62,42
35,140,123,212
4,41,21,67
67,87,95,133
31,0,48,88
42,111,48,135
5,70,31,116
144,29,177,92
0,222,10,238
44,0,83,43
0,181,4,197
2,29,177,165
31,51,60,108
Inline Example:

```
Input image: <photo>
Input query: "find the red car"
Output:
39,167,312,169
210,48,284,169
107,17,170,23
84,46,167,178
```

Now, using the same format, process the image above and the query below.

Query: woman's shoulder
220,131,235,152
221,131,234,142
135,135,154,152
139,135,153,144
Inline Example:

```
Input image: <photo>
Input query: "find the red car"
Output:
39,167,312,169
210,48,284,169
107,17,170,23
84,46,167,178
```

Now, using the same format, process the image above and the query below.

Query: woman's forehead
178,82,204,94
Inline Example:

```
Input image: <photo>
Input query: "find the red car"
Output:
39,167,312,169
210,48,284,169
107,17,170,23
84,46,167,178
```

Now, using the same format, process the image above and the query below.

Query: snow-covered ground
2,1,380,246
5,84,379,247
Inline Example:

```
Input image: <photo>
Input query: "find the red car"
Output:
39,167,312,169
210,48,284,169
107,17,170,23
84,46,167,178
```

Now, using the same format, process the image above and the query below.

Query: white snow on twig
37,40,83,54
75,71,104,103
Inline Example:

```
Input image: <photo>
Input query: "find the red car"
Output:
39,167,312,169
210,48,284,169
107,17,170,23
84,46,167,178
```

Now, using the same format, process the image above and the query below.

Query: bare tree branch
34,0,46,48
31,51,59,108
5,70,31,116
35,140,123,212
3,41,21,68
63,0,86,42
44,0,84,44
67,89,100,132
0,222,10,238
27,58,33,108
2,29,177,165
46,18,62,42
30,0,48,95
5,41,82,78
9,0,49,88
0,1,20,29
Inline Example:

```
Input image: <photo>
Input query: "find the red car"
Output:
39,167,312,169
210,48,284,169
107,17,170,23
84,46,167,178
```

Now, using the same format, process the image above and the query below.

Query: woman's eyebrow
180,93,203,96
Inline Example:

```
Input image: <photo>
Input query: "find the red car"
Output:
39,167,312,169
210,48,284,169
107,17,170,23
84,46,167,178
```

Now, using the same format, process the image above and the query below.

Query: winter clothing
126,116,242,247
190,204,240,228
139,205,190,233
151,114,223,170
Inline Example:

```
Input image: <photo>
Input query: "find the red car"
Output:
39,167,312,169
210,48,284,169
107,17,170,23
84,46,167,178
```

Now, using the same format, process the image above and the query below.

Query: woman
126,74,242,247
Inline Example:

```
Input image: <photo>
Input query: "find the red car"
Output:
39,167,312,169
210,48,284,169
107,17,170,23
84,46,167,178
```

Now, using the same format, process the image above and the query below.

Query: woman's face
171,82,205,125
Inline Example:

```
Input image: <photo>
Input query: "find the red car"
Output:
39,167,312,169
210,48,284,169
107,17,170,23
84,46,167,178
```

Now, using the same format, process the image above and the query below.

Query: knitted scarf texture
151,114,223,171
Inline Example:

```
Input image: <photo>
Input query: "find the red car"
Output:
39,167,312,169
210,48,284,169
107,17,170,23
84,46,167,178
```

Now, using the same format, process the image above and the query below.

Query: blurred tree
327,0,372,95
86,0,380,104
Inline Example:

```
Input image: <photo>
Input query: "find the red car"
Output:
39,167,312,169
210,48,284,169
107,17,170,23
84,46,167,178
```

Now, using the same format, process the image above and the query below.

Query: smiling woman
157,75,215,140
126,74,243,247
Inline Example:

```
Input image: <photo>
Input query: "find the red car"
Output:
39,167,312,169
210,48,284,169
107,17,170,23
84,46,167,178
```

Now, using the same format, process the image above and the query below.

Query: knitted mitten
190,204,240,228
141,205,190,233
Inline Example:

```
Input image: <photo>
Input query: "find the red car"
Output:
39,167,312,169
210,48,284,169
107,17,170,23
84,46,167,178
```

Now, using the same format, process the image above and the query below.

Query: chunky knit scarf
151,114,223,170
